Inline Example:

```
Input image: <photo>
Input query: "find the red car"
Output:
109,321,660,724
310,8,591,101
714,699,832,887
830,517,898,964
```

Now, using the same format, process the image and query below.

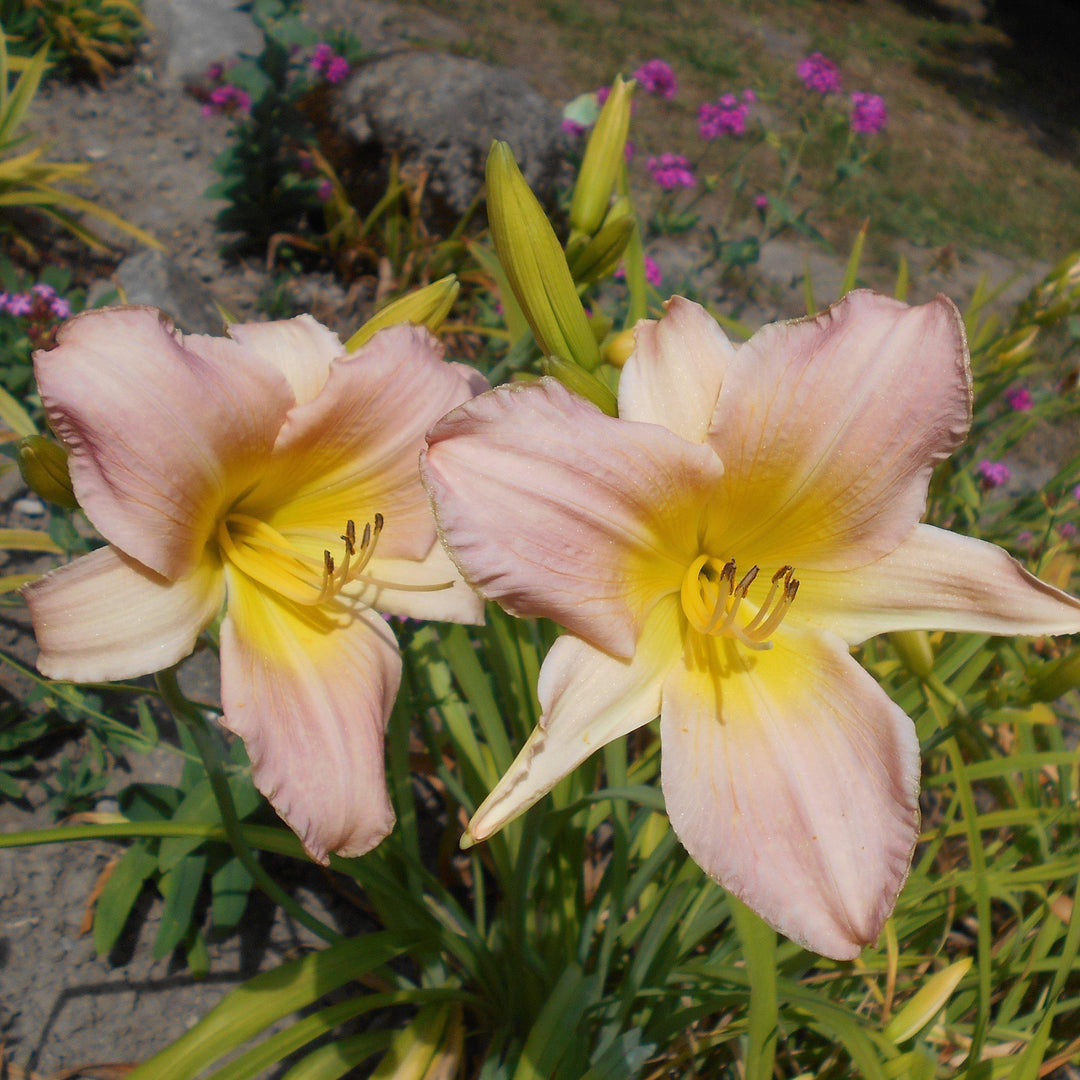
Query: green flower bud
540,357,617,416
486,141,601,370
344,275,460,351
889,630,935,680
570,75,634,237
17,435,78,510
568,214,635,288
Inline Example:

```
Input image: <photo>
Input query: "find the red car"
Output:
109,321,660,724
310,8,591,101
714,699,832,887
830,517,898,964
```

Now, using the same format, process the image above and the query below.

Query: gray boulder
108,250,225,335
333,51,565,214
142,0,260,86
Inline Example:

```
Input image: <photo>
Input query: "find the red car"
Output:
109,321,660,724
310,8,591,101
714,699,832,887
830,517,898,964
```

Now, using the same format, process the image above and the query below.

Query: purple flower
561,118,587,138
1059,522,1078,540
698,90,754,139
632,59,677,99
317,179,334,201
49,296,72,319
202,84,251,117
624,140,635,162
309,43,334,74
6,293,33,317
31,283,57,300
596,85,611,107
1073,484,1080,501
205,62,223,82
797,52,842,95
646,153,696,190
1005,385,1033,411
977,460,1011,489
850,92,887,135
754,194,769,210
325,55,350,84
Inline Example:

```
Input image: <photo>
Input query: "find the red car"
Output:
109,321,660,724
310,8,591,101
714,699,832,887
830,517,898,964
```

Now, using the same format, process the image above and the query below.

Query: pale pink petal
226,314,343,407
619,296,735,442
423,379,726,658
242,324,481,563
36,307,294,579
795,524,1080,644
661,626,920,960
705,292,970,571
467,598,678,844
355,540,485,624
24,546,224,683
220,569,400,863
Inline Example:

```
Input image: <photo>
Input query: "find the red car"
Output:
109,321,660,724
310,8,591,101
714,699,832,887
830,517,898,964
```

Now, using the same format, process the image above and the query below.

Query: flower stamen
681,554,799,649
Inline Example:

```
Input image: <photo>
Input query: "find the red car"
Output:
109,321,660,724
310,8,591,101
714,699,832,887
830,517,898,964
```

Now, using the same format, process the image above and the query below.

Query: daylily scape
422,290,1080,959
25,307,485,862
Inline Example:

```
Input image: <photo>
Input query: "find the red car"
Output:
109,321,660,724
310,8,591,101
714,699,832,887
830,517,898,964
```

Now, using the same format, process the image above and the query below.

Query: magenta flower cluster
798,52,842,95
646,153,696,190
632,59,677,99
1,284,70,320
850,91,887,135
977,460,1011,489
698,89,756,139
201,84,252,118
1005,385,1033,411
310,43,350,84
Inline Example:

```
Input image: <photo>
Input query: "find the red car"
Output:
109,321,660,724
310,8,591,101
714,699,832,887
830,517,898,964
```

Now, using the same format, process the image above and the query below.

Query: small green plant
0,0,145,82
0,29,159,254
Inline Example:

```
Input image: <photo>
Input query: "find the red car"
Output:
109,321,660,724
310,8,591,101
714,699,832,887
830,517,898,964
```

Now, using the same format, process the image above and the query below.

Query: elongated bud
345,275,460,351
486,141,601,370
17,435,78,510
1027,648,1080,702
889,630,934,680
568,214,635,287
604,326,637,368
540,357,617,416
570,75,634,236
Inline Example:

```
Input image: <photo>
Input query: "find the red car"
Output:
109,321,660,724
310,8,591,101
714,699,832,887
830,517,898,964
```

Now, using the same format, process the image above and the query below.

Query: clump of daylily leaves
8,70,1080,1080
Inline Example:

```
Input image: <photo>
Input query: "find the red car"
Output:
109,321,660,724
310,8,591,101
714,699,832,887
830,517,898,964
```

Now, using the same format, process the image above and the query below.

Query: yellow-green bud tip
17,435,78,510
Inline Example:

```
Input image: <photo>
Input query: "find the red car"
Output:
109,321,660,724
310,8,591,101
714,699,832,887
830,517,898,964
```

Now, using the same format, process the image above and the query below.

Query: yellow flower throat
680,555,799,650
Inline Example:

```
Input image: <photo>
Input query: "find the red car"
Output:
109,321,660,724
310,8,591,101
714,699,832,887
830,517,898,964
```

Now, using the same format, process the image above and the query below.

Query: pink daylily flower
25,308,486,863
421,291,1080,959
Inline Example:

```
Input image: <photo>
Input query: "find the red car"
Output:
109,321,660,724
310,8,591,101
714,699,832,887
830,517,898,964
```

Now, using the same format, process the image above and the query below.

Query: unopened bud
486,141,600,370
345,274,460,351
889,630,935,680
540,358,617,416
570,75,634,237
603,327,637,369
17,435,77,510
1027,649,1080,702
568,214,635,288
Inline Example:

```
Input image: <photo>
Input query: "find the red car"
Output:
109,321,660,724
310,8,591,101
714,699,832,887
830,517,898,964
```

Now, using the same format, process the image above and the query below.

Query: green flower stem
155,669,343,946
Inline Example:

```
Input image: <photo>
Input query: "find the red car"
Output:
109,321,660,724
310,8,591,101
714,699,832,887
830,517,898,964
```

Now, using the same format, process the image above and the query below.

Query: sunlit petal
423,378,725,658
35,307,293,579
796,524,1080,644
705,291,970,570
246,324,482,562
220,569,400,863
24,545,223,683
226,314,343,406
661,626,920,960
619,296,735,442
356,541,485,624
467,598,678,844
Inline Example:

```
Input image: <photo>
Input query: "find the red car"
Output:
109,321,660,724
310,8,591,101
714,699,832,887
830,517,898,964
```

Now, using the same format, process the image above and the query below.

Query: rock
333,51,565,215
98,250,226,335
142,0,260,87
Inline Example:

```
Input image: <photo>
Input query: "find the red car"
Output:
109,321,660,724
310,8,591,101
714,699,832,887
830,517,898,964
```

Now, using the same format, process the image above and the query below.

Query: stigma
680,554,799,650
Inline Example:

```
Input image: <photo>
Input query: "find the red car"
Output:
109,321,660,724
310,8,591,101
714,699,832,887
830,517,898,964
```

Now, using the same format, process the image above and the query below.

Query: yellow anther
681,554,798,649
